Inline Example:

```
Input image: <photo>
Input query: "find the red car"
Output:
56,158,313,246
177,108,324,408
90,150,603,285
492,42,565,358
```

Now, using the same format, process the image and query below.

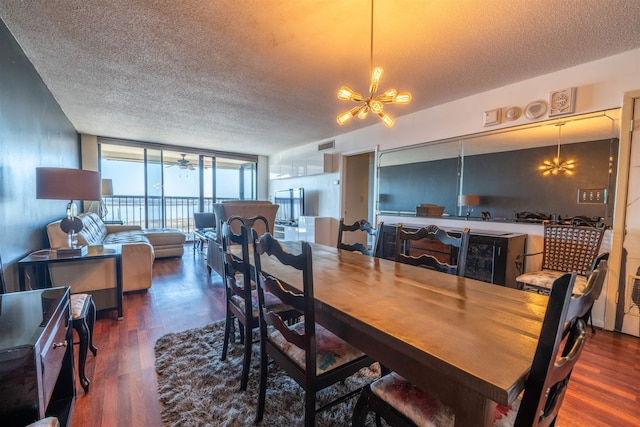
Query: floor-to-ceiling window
97,139,258,238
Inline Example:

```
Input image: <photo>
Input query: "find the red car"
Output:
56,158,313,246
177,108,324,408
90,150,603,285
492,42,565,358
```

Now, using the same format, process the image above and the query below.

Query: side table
18,245,123,319
0,287,75,426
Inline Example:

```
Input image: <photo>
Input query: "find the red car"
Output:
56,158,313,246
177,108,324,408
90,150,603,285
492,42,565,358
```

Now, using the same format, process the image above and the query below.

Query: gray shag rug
154,321,380,426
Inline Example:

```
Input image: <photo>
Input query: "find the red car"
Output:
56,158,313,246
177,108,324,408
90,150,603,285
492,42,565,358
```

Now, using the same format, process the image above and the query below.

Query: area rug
154,320,380,426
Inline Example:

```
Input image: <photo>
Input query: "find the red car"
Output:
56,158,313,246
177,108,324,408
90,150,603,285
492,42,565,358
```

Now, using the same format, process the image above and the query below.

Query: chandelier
336,0,411,128
539,123,575,176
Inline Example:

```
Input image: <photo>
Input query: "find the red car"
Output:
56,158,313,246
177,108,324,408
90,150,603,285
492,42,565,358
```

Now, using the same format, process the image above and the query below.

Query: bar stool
70,293,98,393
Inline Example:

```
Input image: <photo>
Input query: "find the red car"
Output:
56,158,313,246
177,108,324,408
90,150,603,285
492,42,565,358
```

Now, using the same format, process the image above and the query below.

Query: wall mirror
377,108,620,225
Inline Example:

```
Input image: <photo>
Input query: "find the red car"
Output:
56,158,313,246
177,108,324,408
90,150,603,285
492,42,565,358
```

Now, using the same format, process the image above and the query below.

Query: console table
0,287,75,426
18,245,123,318
377,224,526,287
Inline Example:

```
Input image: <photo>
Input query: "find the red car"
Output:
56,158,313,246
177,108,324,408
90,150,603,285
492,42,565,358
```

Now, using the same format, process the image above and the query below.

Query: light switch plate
577,188,607,204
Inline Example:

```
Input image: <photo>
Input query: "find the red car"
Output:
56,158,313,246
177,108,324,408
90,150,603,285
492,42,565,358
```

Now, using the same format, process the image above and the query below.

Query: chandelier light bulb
394,92,412,104
369,66,384,95
378,111,395,128
357,104,370,119
337,105,365,126
337,86,363,102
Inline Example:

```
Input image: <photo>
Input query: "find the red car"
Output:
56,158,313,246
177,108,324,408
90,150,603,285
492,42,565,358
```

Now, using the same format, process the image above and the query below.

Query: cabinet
378,225,526,287
0,287,75,426
273,224,299,241
274,216,333,246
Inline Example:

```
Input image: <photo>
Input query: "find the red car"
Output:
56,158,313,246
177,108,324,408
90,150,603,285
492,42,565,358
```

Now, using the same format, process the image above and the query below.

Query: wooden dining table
248,241,550,427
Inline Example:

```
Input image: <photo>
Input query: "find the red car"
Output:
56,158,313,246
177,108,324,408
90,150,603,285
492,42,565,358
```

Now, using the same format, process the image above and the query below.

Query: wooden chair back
337,218,383,257
516,259,607,426
253,231,313,351
394,224,470,277
221,220,252,312
541,223,604,276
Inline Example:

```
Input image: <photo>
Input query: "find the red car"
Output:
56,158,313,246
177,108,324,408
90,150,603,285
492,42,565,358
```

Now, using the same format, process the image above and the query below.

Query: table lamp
458,194,480,220
88,178,114,219
36,167,101,247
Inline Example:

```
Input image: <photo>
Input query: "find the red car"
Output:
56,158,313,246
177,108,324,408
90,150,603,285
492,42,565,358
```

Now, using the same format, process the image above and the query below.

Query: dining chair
394,224,470,277
579,252,609,333
516,223,604,294
192,211,215,254
351,259,608,427
220,215,298,391
252,230,375,426
337,218,383,257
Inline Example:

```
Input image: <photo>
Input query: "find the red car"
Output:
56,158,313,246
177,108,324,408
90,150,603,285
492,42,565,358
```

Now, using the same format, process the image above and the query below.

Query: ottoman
142,228,186,258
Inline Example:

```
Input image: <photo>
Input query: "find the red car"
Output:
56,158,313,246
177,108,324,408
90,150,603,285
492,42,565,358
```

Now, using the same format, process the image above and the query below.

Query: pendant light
539,123,575,176
336,0,412,128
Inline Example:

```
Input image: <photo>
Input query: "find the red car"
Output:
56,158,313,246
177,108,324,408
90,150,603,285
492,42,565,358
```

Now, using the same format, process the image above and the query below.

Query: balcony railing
101,195,237,239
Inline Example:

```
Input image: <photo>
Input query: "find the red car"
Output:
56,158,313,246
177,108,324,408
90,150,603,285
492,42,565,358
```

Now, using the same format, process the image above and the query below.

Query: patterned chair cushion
231,289,291,318
26,417,60,427
370,372,455,427
493,397,520,427
70,293,90,320
517,269,587,294
370,372,522,427
269,322,365,375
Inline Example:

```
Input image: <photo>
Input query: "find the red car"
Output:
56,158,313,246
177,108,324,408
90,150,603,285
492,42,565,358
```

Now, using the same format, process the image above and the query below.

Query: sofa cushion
141,228,186,247
103,231,151,246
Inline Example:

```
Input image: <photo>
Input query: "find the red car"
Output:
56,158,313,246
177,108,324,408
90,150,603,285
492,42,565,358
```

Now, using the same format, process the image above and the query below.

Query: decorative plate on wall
549,87,577,117
524,100,548,120
505,106,522,121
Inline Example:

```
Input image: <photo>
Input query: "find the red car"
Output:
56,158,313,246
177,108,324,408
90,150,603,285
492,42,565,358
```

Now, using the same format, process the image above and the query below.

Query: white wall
268,49,640,222
267,48,640,331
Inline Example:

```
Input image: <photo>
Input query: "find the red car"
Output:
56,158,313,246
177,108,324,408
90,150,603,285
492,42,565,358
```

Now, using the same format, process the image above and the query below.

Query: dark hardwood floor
70,244,640,427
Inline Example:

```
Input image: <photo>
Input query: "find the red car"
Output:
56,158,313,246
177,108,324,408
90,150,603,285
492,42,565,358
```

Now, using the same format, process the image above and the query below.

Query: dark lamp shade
36,167,101,201
458,194,480,206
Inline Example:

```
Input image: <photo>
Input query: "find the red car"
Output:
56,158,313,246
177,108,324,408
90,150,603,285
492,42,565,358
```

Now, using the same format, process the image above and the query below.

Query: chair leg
586,307,596,334
73,317,91,394
87,296,98,356
221,310,233,361
305,390,316,427
351,385,372,426
255,338,268,424
239,320,252,391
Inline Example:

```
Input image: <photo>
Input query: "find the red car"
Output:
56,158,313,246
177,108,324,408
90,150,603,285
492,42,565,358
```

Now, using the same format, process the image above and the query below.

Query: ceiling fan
166,153,195,170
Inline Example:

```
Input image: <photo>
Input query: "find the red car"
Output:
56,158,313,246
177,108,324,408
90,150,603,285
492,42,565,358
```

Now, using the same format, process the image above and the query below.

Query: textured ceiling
1,0,640,156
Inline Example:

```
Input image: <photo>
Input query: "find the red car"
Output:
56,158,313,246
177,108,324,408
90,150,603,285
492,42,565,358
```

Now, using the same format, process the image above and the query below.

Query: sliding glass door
98,142,257,238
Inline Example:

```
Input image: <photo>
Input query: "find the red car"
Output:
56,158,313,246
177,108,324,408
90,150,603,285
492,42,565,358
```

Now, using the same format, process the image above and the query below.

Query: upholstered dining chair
337,218,383,257
394,224,470,277
351,259,608,427
192,211,215,254
219,216,298,391
516,223,604,294
252,231,375,427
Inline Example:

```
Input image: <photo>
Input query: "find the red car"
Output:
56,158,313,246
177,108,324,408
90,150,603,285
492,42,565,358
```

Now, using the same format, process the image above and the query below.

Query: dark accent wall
378,138,617,221
0,18,79,291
